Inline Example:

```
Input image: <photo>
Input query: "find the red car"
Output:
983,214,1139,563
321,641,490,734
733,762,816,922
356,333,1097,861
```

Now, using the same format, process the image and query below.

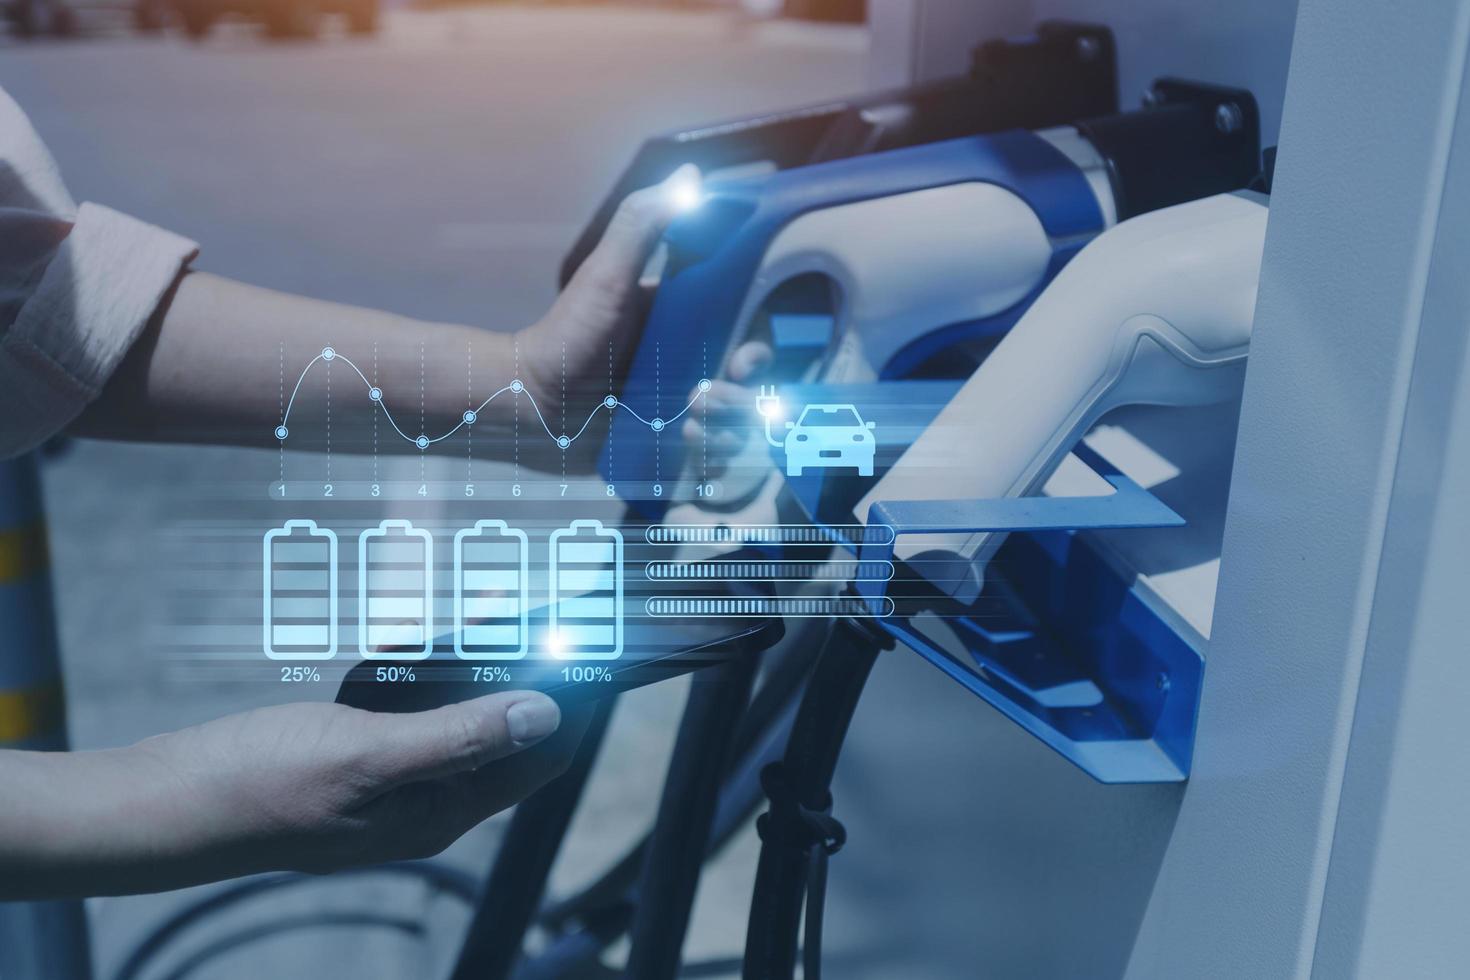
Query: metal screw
1215,102,1244,135
1156,672,1171,693
1075,35,1101,62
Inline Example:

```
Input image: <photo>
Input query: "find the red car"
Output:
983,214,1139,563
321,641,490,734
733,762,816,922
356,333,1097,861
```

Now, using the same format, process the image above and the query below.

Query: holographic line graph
275,347,710,451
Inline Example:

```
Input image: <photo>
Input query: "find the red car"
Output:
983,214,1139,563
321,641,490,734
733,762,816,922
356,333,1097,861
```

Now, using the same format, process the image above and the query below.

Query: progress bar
645,595,894,618
645,559,893,582
644,524,895,546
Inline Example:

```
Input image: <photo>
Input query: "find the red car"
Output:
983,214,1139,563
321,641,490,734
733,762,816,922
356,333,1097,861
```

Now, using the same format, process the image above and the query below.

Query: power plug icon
755,384,782,419
757,385,787,448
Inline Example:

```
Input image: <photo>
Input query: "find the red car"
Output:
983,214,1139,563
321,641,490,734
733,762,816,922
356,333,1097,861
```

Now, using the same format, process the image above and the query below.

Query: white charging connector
860,191,1269,603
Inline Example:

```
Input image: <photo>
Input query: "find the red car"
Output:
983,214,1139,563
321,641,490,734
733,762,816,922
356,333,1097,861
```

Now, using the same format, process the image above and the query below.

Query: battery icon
263,519,338,660
453,520,529,660
358,519,434,660
549,519,623,660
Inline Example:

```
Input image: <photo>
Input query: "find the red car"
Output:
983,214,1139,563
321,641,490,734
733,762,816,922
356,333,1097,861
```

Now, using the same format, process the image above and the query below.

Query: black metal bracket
1078,77,1262,219
558,20,1118,286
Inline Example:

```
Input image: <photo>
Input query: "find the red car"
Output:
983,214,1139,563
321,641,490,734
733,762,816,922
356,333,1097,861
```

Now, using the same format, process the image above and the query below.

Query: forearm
69,171,682,469
73,271,527,452
0,694,583,901
0,744,212,899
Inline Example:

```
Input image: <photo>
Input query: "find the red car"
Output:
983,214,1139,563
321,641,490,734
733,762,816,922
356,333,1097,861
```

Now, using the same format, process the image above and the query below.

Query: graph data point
280,351,709,455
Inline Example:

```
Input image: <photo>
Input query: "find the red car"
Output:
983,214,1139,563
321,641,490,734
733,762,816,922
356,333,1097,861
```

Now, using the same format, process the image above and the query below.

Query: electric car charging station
481,3,1470,976
2,0,1469,977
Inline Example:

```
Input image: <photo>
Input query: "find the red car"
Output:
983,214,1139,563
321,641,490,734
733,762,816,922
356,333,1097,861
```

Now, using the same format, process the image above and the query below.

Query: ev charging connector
604,81,1260,519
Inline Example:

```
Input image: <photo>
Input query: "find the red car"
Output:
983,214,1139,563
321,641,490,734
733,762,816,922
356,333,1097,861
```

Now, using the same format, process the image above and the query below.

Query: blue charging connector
600,129,1107,517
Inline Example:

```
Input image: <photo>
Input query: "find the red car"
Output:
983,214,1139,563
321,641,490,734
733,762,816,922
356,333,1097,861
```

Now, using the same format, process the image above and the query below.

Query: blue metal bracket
857,445,1203,784
858,444,1184,592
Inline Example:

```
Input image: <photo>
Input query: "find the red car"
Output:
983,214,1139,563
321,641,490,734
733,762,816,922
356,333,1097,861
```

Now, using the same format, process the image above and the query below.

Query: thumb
364,691,562,788
578,163,699,286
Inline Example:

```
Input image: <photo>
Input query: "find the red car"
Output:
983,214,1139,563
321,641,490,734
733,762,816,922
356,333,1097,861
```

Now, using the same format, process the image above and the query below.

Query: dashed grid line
278,343,284,486
513,338,520,483
372,342,378,484
419,342,425,485
702,342,707,481
655,341,660,484
325,353,331,482
466,337,473,482
561,340,566,483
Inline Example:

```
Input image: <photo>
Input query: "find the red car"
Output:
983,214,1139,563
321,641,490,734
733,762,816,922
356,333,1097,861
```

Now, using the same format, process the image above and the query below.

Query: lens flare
666,168,703,213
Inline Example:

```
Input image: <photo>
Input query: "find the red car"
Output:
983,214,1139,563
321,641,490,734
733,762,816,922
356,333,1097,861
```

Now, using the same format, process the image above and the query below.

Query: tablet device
336,600,783,714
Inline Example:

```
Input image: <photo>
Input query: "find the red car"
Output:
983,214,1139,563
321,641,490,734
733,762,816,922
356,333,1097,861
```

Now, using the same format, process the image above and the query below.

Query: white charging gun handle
860,191,1269,601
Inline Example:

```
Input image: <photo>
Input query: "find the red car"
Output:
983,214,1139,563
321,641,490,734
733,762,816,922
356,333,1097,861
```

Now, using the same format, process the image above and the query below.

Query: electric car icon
783,403,877,477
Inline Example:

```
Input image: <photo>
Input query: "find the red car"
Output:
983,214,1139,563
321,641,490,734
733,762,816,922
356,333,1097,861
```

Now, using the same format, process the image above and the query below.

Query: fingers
683,378,756,442
435,702,594,826
363,691,562,789
726,340,774,383
681,418,748,477
680,341,772,474
353,704,594,862
578,163,699,289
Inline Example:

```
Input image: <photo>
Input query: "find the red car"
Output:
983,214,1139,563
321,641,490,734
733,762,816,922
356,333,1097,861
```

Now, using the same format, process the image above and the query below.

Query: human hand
0,691,588,899
680,339,774,477
514,165,698,472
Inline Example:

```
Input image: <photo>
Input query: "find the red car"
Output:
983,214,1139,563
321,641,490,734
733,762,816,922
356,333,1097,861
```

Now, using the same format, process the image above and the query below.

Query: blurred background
0,2,1161,977
2,0,864,44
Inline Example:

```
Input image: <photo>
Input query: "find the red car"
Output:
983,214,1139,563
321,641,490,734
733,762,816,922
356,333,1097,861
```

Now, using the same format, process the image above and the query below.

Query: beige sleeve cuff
0,203,198,458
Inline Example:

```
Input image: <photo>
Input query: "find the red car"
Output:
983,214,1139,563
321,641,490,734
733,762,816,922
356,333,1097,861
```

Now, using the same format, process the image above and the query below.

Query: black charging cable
743,612,891,980
755,763,847,980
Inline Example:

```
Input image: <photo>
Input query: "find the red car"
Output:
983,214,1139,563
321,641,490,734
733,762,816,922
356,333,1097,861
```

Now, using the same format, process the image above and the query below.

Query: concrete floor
1,7,1142,978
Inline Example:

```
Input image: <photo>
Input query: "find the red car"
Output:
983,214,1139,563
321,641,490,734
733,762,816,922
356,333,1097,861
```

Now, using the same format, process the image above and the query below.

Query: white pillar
1129,0,1470,975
